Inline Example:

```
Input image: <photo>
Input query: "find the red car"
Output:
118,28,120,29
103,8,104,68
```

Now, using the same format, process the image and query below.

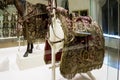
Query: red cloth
44,40,62,64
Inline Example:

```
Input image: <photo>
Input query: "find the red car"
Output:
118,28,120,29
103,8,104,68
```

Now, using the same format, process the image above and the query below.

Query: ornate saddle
59,15,105,79
44,7,105,79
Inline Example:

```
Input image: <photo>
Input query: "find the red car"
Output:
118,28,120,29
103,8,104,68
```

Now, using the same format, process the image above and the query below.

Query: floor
104,47,120,69
0,40,120,80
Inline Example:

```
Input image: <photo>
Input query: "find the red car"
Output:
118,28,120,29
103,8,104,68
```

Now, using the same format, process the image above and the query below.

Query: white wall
105,36,120,49
90,0,97,20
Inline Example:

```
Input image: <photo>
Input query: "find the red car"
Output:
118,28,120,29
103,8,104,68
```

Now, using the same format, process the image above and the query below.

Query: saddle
59,15,105,79
44,40,62,64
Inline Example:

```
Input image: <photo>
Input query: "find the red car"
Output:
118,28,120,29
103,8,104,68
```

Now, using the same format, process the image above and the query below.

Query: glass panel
0,0,119,80
90,0,120,80
107,0,120,80
0,6,18,48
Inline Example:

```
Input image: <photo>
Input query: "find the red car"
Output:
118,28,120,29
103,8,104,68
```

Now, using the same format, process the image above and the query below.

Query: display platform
0,57,9,72
16,50,45,70
0,64,119,80
16,43,45,70
0,44,120,80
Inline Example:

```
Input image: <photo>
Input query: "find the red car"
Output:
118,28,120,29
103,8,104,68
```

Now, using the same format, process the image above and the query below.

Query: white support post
51,0,57,80
51,47,56,80
18,36,21,52
36,39,41,50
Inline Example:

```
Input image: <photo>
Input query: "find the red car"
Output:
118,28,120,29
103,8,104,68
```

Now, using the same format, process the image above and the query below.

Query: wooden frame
72,9,89,16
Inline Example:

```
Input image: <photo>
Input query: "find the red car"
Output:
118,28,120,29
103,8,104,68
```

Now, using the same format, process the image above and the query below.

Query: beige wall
27,0,91,15
69,0,90,15
68,0,101,23
27,0,91,16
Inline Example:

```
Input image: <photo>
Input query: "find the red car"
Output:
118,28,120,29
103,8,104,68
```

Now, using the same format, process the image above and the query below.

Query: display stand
16,50,45,70
16,35,45,70
51,0,57,80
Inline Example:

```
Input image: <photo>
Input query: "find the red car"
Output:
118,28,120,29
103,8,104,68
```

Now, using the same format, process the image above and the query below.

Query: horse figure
0,0,49,57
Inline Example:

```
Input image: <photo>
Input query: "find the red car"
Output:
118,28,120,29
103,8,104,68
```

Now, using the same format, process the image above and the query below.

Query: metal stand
51,0,57,80
36,39,41,50
18,36,21,52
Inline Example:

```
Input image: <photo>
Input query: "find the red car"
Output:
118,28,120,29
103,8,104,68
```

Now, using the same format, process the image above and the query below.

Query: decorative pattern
58,13,105,79
2,11,9,37
10,13,17,37
44,7,104,79
19,2,48,43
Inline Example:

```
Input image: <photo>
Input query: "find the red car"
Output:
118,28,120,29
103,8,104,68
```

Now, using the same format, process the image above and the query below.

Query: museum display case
0,0,119,80
90,0,120,80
